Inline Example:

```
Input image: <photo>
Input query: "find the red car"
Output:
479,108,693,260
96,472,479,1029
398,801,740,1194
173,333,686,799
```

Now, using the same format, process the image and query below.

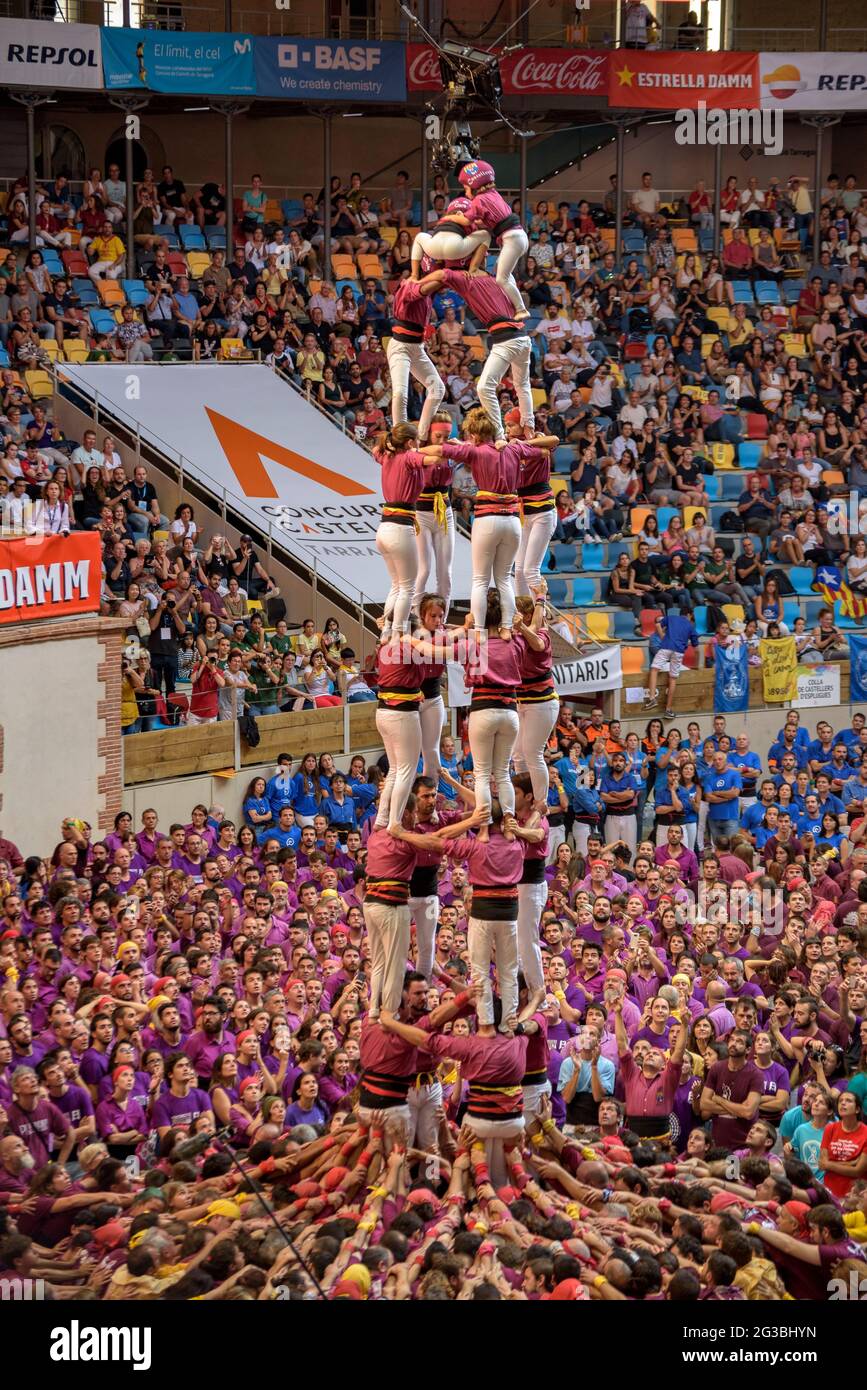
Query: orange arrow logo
205,408,375,499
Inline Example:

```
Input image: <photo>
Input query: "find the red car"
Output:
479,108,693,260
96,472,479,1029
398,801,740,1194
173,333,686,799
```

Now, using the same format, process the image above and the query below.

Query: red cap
239,1075,260,1095
332,1280,362,1300
710,1191,743,1213
154,976,175,992
504,407,522,426
110,973,130,992
112,1064,134,1084
547,1278,590,1301
235,1029,255,1045
406,1187,441,1209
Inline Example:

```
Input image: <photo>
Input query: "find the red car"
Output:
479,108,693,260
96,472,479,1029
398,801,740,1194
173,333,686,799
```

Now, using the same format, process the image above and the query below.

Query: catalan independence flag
815,566,867,621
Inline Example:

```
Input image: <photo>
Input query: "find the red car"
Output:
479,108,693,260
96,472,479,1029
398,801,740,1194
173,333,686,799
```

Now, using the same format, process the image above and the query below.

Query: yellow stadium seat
380,226,397,248
700,334,720,357
599,228,615,251
722,604,745,625
331,253,357,278
358,254,384,280
550,476,569,497
531,387,547,409
585,612,612,641
187,251,211,279
821,469,846,489
152,530,169,543
61,340,88,363
24,370,53,399
40,338,60,359
707,306,734,332
711,442,735,469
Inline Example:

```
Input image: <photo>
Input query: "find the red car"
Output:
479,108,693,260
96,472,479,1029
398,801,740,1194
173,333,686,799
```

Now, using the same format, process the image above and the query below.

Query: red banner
0,532,102,626
406,44,608,97
501,48,608,96
406,42,442,92
608,51,759,109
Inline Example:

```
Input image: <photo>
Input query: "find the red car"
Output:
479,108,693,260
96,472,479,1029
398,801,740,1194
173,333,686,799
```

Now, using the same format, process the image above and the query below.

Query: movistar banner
101,27,255,94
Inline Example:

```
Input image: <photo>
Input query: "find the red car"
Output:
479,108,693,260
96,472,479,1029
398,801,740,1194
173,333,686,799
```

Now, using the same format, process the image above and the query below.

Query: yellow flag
760,636,798,703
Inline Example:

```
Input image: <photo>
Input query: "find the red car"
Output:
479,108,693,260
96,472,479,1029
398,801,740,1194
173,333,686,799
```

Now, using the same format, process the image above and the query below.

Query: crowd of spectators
1,698,867,1300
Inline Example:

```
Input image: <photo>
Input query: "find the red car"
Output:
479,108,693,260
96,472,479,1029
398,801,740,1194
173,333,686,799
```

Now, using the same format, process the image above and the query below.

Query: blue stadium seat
612,608,639,638
737,441,765,470
546,578,570,606
179,225,205,249
730,281,754,303
336,278,360,297
656,506,680,532
550,542,579,571
88,309,117,334
206,227,227,248
121,279,149,307
72,279,98,306
0,345,8,367
783,280,804,304
553,445,574,472
703,474,722,500
570,577,597,607
580,543,604,571
834,600,861,629
788,566,815,597
159,226,180,247
693,605,709,635
803,598,825,624
699,230,714,252
720,473,745,500
42,250,63,274
755,281,780,304
782,600,800,627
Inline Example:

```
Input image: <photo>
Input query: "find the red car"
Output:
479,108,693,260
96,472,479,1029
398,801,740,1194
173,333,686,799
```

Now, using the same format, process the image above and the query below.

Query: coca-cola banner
406,42,608,97
500,48,608,97
406,42,441,92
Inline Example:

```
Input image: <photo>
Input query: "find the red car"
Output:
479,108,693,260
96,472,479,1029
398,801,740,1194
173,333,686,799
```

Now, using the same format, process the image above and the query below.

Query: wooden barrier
622,662,851,714
124,700,384,787
123,719,236,786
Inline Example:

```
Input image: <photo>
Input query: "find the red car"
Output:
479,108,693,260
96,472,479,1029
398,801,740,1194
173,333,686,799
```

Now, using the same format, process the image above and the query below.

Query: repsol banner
446,646,622,704
0,19,102,89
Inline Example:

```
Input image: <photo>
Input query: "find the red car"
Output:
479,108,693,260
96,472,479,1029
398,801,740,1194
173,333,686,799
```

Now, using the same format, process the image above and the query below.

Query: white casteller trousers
513,698,559,804
495,227,531,316
386,338,445,442
419,693,445,783
468,706,519,817
412,507,455,617
468,913,519,1027
409,892,439,980
364,899,411,1017
516,879,547,992
515,508,557,597
476,335,534,441
470,514,521,630
375,708,422,828
376,521,418,635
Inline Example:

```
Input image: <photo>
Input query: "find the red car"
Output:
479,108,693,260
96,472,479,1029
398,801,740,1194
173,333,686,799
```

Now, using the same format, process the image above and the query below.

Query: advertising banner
0,533,102,626
101,28,256,94
609,51,759,109
0,19,102,90
447,646,622,705
713,640,750,712
760,53,867,109
406,44,607,97
61,364,474,605
255,37,406,102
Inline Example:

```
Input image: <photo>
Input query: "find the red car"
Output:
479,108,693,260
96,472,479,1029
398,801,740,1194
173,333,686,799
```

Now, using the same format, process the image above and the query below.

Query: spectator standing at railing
676,10,705,49
623,0,654,49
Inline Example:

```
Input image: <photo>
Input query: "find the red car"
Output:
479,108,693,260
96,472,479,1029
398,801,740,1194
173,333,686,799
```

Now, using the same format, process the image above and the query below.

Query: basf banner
0,19,102,89
62,365,473,606
255,38,406,102
760,53,867,109
101,27,256,94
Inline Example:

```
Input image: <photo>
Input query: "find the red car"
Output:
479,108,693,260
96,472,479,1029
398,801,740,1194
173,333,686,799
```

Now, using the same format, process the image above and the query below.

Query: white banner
447,645,622,705
793,663,841,709
760,53,867,110
0,19,103,90
63,364,473,606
